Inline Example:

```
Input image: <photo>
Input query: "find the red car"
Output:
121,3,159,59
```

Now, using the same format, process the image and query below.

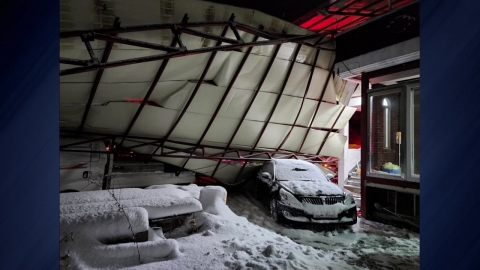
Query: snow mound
198,186,227,215
61,187,203,219
60,207,149,243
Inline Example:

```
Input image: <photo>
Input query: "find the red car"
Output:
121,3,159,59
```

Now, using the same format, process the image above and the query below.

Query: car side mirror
326,173,334,180
261,172,272,180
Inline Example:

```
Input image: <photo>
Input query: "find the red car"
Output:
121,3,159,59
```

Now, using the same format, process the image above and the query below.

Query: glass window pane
412,88,420,175
369,91,403,178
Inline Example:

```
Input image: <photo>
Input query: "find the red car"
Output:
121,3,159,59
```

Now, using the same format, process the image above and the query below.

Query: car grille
301,196,344,205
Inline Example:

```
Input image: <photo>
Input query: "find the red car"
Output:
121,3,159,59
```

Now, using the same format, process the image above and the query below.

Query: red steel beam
320,0,405,33
307,0,365,30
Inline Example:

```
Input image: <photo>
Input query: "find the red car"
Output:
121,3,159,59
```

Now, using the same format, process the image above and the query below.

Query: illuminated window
383,98,391,148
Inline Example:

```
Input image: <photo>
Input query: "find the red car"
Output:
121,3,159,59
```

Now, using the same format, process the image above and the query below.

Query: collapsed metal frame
60,13,346,181
60,15,330,76
60,131,336,165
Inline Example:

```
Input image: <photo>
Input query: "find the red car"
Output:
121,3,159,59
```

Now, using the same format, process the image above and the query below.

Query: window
382,98,391,148
367,81,420,182
368,89,403,179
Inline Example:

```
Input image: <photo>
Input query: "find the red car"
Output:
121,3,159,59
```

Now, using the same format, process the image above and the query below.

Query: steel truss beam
253,44,302,150
297,57,336,154
60,18,325,76
233,44,302,181
78,17,120,133
61,130,334,163
209,44,282,178
179,31,262,172
118,14,190,146
60,148,330,164
277,48,320,151
148,14,237,159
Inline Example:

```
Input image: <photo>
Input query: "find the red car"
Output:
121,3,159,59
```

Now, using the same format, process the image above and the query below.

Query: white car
255,159,357,225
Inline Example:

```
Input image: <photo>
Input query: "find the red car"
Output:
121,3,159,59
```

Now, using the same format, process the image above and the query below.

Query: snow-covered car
255,159,357,225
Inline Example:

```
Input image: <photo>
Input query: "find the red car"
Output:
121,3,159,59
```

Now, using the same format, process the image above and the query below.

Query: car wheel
270,199,280,223
351,208,358,225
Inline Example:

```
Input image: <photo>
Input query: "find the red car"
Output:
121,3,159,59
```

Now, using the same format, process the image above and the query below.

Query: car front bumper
277,201,357,225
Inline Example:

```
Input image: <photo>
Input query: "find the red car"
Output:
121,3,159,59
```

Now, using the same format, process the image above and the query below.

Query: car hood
278,180,344,196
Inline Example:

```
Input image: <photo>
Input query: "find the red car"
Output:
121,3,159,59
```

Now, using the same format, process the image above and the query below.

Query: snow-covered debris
60,207,149,243
198,186,227,215
60,186,203,219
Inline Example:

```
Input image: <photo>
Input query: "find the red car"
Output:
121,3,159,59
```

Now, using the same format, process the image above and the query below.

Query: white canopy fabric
60,0,358,183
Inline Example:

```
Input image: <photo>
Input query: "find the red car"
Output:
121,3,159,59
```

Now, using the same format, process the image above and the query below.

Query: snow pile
273,159,328,181
60,207,181,269
198,186,227,215
60,186,203,219
61,184,202,205
121,189,356,270
60,207,149,243
60,184,418,270
226,192,419,269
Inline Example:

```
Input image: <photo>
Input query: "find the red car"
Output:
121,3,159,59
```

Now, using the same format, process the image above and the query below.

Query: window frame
406,82,420,181
366,80,420,183
367,85,406,180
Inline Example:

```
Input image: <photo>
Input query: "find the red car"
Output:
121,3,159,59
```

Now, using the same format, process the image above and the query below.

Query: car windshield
273,160,328,182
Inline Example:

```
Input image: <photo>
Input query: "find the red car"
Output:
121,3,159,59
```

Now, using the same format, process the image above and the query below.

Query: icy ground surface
227,191,420,270
60,186,419,270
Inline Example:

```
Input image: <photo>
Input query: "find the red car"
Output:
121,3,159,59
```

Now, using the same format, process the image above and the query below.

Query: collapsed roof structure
59,0,359,184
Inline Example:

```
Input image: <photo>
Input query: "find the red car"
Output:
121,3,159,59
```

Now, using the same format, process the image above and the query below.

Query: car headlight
280,188,288,201
279,188,304,209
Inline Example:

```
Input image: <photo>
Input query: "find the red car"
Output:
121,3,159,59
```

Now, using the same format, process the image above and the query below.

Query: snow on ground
60,184,419,270
227,191,420,270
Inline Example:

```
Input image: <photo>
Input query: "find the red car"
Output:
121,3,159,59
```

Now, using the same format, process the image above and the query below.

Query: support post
360,72,369,218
